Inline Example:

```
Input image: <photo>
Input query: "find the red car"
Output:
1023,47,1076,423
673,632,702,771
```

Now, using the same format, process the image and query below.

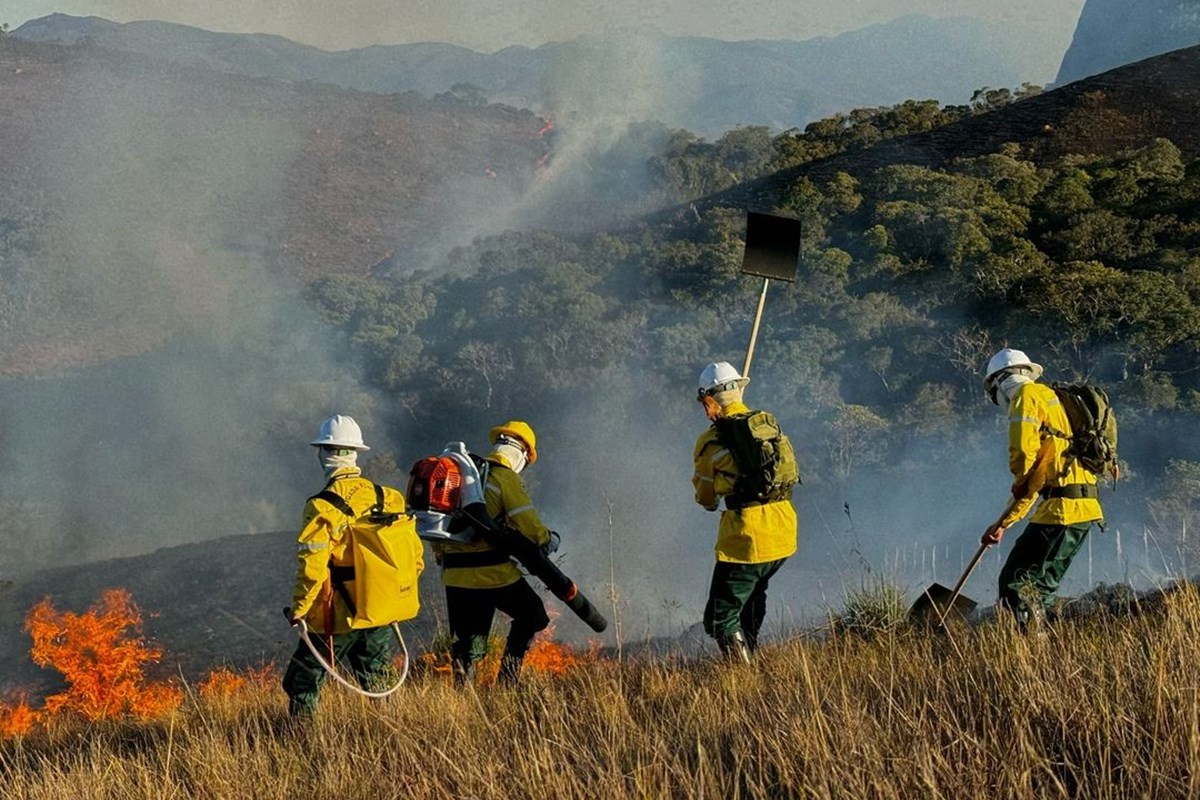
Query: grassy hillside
3,588,1200,797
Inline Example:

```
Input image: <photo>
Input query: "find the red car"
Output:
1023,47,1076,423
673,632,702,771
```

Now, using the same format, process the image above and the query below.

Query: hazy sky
6,0,1086,52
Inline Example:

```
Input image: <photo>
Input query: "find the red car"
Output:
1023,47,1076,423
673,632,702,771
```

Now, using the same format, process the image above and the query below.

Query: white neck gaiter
998,374,1033,408
318,447,359,479
492,442,527,474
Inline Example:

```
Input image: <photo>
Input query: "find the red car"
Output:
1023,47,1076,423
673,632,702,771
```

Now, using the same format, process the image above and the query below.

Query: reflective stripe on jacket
432,452,552,589
291,468,422,634
1001,382,1103,528
693,401,798,564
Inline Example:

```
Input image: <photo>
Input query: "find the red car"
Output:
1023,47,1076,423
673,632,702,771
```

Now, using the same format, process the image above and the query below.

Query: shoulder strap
309,489,356,518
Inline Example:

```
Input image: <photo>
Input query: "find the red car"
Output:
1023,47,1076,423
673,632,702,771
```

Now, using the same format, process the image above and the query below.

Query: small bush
833,578,909,637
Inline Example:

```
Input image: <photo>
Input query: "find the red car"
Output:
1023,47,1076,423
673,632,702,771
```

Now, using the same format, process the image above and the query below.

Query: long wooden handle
934,439,1059,629
935,494,1020,629
742,278,770,377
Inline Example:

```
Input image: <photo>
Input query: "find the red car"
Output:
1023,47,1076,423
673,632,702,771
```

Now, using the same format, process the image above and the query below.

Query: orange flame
523,631,586,675
198,667,246,698
420,612,597,686
0,695,40,738
198,662,276,698
536,117,555,137
21,589,182,723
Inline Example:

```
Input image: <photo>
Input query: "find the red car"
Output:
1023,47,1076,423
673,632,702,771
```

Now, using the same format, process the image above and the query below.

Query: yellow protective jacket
291,468,424,634
1000,382,1104,528
431,452,552,589
693,401,798,564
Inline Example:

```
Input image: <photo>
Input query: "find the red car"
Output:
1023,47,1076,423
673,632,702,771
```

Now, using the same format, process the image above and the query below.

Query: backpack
714,410,800,506
406,443,490,543
1047,382,1119,479
309,482,421,628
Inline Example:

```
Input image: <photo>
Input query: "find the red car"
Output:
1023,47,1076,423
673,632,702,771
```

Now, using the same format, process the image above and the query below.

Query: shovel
739,212,801,376
910,438,1058,627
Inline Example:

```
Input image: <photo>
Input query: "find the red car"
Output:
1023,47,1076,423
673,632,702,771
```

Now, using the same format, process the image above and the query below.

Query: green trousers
281,625,395,716
446,579,550,684
998,521,1093,620
702,558,787,649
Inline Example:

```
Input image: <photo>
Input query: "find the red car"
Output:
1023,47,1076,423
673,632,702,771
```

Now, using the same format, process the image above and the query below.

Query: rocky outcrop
1057,0,1200,85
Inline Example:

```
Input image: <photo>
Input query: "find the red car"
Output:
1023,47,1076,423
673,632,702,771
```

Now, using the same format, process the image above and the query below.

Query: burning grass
3,589,182,730
4,586,1200,797
417,617,598,685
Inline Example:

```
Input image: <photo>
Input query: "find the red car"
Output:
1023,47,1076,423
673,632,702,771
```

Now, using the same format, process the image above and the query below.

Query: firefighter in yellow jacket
431,420,555,685
282,415,423,716
980,348,1103,629
693,362,797,662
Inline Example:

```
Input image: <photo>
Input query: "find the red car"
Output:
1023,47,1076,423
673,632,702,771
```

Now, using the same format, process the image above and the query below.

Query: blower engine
407,443,608,633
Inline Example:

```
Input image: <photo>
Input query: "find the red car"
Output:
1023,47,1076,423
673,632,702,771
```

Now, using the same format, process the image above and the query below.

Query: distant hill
1057,0,1200,85
13,13,1032,136
0,35,549,374
713,43,1200,213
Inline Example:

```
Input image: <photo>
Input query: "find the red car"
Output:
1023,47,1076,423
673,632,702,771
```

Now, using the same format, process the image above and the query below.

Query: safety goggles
697,380,740,402
494,433,528,455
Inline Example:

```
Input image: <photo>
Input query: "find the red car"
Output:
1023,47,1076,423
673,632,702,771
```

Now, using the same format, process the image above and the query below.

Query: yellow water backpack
309,483,421,628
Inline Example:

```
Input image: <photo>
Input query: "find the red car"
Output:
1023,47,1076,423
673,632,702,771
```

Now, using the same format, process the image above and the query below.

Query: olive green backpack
714,410,800,506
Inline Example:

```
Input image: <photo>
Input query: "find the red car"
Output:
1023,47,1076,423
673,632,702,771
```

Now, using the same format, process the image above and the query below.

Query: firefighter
693,362,798,662
281,414,422,716
980,348,1103,630
431,420,556,686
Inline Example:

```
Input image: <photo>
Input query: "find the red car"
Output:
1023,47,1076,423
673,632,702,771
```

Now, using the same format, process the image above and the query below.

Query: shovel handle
935,542,989,629
935,492,1023,628
742,278,770,377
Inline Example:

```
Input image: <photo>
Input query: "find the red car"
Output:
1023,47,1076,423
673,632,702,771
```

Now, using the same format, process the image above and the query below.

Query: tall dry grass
4,587,1200,799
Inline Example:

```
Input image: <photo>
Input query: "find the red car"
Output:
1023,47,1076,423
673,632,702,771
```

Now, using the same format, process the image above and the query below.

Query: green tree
826,405,889,482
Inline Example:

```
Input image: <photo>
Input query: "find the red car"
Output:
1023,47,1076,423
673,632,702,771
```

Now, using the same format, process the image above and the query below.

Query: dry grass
5,588,1200,799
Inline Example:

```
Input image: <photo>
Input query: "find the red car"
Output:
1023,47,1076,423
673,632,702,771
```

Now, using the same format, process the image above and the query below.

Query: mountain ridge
13,12,1031,136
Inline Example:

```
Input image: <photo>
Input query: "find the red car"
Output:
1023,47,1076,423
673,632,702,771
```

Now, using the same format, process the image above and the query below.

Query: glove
980,523,1005,546
542,531,561,556
282,607,300,627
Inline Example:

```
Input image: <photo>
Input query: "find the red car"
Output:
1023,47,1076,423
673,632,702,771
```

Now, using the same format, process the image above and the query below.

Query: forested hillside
306,48,1200,605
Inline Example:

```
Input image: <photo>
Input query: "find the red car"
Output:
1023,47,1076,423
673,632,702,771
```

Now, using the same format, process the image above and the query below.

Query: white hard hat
698,361,749,398
982,348,1043,394
309,415,370,450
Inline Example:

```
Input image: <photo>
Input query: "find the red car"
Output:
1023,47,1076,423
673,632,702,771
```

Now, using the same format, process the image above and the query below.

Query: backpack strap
308,486,360,617
712,411,759,508
310,489,356,517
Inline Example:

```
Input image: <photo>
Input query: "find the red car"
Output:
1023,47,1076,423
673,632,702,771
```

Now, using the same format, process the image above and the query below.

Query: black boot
717,630,752,664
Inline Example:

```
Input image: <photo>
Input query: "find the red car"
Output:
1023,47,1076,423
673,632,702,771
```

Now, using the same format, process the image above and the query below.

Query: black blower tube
461,503,609,632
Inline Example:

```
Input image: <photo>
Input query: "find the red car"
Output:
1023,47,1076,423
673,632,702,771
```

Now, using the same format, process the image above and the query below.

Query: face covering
491,442,528,474
996,373,1033,408
318,447,358,479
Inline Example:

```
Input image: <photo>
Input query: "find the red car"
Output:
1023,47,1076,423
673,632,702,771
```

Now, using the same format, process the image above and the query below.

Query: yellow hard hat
489,420,537,464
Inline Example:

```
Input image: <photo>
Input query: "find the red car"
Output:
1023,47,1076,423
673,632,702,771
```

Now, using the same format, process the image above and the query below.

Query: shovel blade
909,583,978,623
741,212,801,282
